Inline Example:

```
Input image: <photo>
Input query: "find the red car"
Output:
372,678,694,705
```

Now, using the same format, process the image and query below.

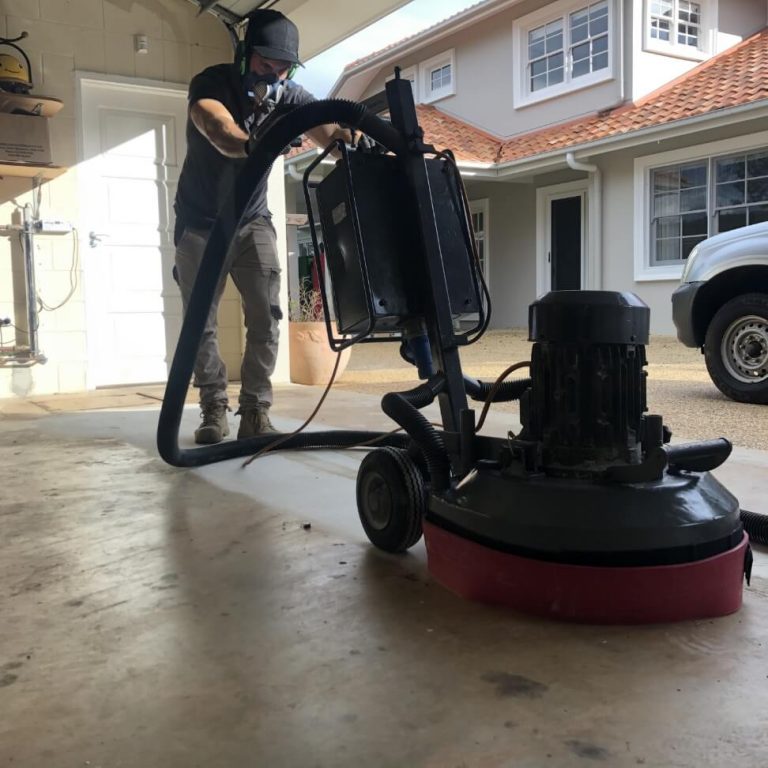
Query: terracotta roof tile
284,107,500,164
497,27,768,163
413,105,501,163
288,29,768,169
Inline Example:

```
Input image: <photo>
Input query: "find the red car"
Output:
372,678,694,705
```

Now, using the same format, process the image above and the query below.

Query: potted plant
288,280,351,385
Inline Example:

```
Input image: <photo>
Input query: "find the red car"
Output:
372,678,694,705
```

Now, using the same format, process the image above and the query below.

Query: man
174,9,346,444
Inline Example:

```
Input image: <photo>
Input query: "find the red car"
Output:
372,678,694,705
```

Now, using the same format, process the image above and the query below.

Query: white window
470,199,490,281
514,0,613,106
650,151,768,267
634,132,768,280
419,49,455,104
645,0,710,60
650,162,708,265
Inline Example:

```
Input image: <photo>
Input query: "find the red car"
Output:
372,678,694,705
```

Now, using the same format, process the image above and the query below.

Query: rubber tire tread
703,292,768,404
356,447,426,553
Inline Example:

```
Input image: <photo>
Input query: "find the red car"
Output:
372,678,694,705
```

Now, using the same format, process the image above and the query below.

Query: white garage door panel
106,178,164,227
101,112,179,166
80,78,187,387
112,314,167,356
109,249,164,296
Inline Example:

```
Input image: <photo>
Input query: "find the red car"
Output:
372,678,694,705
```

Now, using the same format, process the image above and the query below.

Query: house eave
330,0,527,99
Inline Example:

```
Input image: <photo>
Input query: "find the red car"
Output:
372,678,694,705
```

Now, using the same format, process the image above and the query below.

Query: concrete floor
1,385,768,768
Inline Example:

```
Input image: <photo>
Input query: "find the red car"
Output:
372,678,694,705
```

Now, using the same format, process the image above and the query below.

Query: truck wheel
704,293,768,404
356,447,426,553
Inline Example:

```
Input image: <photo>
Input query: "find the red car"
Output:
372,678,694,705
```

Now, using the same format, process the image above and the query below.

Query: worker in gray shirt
174,9,347,444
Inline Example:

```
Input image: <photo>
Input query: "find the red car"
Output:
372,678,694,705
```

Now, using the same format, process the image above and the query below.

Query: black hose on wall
158,100,410,467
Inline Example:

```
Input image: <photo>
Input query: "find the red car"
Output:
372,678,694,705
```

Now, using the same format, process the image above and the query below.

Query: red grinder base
423,522,748,624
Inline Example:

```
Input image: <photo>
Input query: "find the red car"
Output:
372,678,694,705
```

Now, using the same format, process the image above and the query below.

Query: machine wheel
704,293,768,404
356,447,426,553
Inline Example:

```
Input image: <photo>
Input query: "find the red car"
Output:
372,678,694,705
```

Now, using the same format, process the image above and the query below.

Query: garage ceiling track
187,0,413,61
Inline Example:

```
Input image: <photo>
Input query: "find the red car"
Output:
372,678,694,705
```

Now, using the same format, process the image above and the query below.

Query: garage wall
0,0,233,399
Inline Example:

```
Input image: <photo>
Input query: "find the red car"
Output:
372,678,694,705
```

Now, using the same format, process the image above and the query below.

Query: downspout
566,152,603,290
559,0,620,289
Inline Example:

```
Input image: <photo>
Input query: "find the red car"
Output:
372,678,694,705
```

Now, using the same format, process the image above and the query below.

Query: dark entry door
550,196,582,290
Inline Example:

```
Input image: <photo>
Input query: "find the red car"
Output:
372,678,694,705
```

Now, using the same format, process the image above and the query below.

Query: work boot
194,401,230,445
236,404,278,438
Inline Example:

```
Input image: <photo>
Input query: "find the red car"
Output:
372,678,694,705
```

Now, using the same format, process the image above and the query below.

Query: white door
469,199,490,283
536,181,589,297
78,76,187,387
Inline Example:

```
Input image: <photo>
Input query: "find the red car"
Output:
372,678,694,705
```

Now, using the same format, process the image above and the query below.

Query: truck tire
704,292,768,404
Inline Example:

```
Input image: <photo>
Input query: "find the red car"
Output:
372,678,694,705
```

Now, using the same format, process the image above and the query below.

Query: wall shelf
0,163,66,180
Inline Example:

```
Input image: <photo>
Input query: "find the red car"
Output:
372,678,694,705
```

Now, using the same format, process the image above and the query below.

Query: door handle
89,231,109,248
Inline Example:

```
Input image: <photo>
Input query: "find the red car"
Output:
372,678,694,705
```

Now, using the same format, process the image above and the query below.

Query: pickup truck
671,221,768,404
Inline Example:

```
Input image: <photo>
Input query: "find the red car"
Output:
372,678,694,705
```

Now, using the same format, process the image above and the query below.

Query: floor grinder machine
158,71,755,624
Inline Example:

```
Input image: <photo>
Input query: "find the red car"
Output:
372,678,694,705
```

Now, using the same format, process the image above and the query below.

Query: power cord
475,360,531,433
241,350,346,466
241,349,406,466
37,228,80,312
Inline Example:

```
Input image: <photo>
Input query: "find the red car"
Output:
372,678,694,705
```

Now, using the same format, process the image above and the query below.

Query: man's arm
192,96,351,158
190,98,249,158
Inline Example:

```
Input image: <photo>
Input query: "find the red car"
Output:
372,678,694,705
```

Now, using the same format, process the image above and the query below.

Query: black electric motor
522,290,651,472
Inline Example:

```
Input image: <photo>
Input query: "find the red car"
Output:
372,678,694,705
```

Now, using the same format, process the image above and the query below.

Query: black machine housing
304,139,484,349
302,73,746,571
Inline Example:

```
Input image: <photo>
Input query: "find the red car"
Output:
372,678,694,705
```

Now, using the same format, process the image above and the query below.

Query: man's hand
306,124,353,158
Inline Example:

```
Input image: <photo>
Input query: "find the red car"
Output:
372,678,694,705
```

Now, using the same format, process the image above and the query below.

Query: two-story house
285,0,768,332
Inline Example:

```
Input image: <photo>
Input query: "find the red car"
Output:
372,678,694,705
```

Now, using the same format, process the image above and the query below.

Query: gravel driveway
336,330,768,451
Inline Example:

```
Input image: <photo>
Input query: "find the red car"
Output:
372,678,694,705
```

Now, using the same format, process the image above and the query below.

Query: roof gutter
494,98,768,177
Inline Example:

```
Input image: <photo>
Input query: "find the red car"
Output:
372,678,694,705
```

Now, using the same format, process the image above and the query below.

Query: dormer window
419,50,456,104
645,0,710,60
430,64,452,93
650,1,701,47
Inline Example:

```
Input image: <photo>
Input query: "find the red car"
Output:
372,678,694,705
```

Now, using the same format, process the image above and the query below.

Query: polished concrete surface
1,386,767,768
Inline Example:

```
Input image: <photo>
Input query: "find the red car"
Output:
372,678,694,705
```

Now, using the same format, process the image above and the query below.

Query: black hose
742,509,768,546
158,100,407,467
381,376,452,494
464,376,531,402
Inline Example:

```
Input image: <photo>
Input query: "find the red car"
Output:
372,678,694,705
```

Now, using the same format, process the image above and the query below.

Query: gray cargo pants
174,216,281,408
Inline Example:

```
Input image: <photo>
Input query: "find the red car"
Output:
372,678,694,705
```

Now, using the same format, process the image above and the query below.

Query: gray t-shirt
175,63,313,233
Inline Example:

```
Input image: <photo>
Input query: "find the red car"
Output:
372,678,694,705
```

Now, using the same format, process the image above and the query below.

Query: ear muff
287,63,299,80
236,40,247,76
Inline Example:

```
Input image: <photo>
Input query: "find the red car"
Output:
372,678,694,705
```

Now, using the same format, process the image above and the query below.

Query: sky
294,0,481,97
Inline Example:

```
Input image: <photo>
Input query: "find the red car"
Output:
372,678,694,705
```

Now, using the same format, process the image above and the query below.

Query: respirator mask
243,71,285,110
